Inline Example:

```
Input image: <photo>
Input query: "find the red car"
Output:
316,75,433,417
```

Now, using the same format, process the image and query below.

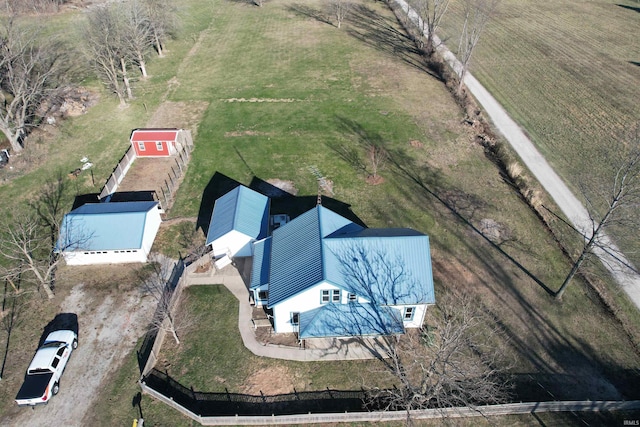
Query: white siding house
250,205,435,339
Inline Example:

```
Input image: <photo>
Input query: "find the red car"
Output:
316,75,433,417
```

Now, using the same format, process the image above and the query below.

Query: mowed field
440,0,640,220
1,0,640,425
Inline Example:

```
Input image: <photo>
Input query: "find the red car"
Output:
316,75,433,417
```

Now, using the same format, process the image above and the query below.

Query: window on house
258,291,268,300
332,289,340,302
156,141,163,150
291,312,299,326
321,289,330,303
404,307,415,321
347,293,357,302
138,141,145,151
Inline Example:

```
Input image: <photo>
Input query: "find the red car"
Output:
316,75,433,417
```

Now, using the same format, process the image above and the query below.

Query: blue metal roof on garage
56,201,158,251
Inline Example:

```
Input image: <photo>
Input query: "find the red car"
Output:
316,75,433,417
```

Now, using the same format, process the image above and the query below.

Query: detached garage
56,201,162,265
130,128,188,158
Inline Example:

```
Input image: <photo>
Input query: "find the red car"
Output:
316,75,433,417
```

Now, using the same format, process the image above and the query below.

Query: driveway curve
394,0,640,309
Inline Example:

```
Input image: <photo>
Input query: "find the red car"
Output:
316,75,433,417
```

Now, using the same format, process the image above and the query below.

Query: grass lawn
0,0,639,424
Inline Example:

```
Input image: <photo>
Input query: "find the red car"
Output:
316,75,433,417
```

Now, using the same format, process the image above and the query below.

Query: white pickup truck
15,330,78,406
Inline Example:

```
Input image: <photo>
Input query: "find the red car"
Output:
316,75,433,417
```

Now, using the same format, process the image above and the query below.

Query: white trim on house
271,281,341,333
210,229,255,258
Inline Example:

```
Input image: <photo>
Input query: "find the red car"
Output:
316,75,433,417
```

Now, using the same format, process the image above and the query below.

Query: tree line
0,0,176,153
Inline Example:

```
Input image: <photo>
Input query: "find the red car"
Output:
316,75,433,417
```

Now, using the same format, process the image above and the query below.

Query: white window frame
138,141,145,151
291,312,300,326
156,141,163,150
347,293,357,302
331,289,340,303
404,306,415,321
321,289,330,303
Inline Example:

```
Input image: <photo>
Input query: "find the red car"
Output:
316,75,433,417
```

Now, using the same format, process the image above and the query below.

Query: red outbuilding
130,128,186,157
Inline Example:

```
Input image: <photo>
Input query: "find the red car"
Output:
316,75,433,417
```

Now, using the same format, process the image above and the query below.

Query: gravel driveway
3,283,155,426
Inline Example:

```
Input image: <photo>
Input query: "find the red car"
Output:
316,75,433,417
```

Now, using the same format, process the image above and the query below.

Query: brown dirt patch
146,101,209,135
116,157,179,196
224,130,270,137
252,179,299,197
240,365,297,395
365,174,385,185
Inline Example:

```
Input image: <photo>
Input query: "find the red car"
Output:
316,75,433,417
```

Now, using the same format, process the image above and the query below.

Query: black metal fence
142,368,380,417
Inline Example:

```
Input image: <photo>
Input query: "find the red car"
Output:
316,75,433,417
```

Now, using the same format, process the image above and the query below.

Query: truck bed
15,372,53,404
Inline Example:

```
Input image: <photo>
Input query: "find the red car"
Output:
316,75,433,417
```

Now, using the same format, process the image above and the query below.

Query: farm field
0,0,639,425
439,0,640,263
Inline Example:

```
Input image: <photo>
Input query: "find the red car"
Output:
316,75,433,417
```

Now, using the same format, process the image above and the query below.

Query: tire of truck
52,382,60,395
72,339,78,349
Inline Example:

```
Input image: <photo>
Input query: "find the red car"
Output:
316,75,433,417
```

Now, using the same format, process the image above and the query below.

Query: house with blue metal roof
206,186,269,264
250,205,435,340
56,201,162,265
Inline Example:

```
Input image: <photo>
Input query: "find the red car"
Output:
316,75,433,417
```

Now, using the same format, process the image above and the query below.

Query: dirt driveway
2,279,156,426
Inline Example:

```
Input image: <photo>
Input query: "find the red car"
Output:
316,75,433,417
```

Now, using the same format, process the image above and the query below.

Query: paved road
394,0,640,310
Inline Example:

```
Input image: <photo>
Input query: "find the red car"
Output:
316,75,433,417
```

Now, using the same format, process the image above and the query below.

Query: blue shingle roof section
250,237,271,290
323,231,435,305
299,303,405,339
206,186,269,246
56,201,158,251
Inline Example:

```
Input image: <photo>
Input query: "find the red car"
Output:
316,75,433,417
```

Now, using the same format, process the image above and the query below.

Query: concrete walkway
394,0,640,309
185,259,385,361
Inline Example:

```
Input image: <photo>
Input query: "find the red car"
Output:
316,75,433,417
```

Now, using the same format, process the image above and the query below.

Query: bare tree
331,0,351,29
366,294,511,421
0,211,87,299
82,7,130,106
141,255,198,345
410,0,450,55
0,18,66,152
30,172,69,246
555,126,640,299
142,0,178,58
0,177,86,300
457,0,497,93
2,0,69,14
367,143,388,184
122,0,154,78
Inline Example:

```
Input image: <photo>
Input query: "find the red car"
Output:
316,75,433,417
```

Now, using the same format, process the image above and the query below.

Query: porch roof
250,237,271,290
299,303,404,339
